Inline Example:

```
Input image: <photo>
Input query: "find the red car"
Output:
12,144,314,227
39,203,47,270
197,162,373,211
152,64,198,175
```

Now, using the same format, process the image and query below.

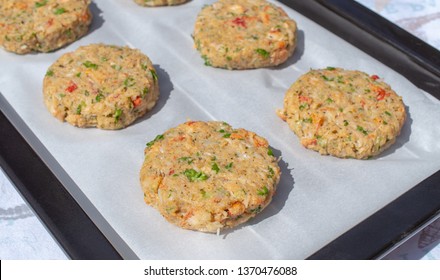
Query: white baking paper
1,0,440,259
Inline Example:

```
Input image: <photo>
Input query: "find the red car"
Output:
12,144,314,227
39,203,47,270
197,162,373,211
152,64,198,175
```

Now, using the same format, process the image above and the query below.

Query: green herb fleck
267,148,274,156
75,72,81,77
201,55,211,66
257,186,269,196
150,69,158,82
321,75,334,81
223,133,231,138
76,103,83,115
83,61,98,70
54,8,66,15
326,66,336,70
385,111,392,116
211,162,220,174
114,108,122,122
357,125,368,135
45,69,54,77
184,169,209,182
124,77,136,87
268,167,275,178
142,87,149,98
95,93,104,102
299,103,308,111
343,120,349,126
303,118,312,123
200,189,208,198
255,48,270,58
111,65,122,71
178,157,194,164
146,134,164,147
250,205,262,213
225,162,233,170
326,98,334,103
226,56,232,61
35,0,48,8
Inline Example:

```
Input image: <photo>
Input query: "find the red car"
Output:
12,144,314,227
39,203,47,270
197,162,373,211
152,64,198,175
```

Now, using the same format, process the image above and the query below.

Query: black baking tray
1,0,439,260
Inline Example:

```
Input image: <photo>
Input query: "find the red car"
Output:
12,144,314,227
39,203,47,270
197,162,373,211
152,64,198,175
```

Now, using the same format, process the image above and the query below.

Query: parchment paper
1,0,440,259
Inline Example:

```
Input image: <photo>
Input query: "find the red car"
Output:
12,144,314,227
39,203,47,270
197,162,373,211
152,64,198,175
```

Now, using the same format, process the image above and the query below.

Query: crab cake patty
133,0,189,7
0,0,92,54
279,68,406,159
193,0,297,70
140,121,281,232
43,44,159,130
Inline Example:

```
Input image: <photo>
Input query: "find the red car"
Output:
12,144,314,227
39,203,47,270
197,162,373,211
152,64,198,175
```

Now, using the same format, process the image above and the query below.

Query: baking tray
1,0,439,259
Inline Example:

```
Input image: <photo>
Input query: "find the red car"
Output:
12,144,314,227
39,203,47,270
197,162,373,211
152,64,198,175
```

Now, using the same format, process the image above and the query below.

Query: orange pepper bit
253,134,268,148
132,96,142,107
301,138,317,147
298,95,312,103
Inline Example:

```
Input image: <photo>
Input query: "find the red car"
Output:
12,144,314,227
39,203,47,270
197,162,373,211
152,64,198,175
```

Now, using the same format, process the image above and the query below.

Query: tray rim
1,0,439,259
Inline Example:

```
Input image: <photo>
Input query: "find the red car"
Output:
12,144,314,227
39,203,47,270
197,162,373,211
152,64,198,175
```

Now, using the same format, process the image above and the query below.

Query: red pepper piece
376,88,387,100
371,74,380,81
65,81,78,93
232,17,247,28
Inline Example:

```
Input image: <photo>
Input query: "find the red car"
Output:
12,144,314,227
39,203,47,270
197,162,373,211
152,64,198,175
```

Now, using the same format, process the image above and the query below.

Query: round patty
140,121,281,233
193,0,297,70
43,44,159,130
133,0,189,6
0,0,92,54
278,67,406,159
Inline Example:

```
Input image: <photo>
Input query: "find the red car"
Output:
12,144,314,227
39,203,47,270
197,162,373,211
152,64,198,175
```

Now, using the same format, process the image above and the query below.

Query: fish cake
133,0,189,7
140,121,281,232
0,0,92,54
43,44,159,129
279,67,406,159
193,0,297,70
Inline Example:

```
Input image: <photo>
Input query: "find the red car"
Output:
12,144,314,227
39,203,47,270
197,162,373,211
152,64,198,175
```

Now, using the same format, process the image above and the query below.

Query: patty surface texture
0,0,92,54
140,121,281,232
193,0,297,69
43,44,159,129
279,67,406,159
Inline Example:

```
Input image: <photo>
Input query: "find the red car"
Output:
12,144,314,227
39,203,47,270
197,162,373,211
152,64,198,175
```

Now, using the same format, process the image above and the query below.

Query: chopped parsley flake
225,162,233,170
124,77,136,87
343,120,349,126
211,162,220,174
35,0,48,8
150,70,158,82
184,169,209,182
83,61,98,69
45,69,54,77
178,157,194,164
357,125,368,135
54,8,66,15
268,167,275,178
114,108,122,122
255,48,270,58
257,186,269,196
267,148,274,156
146,134,164,147
201,55,211,66
321,75,334,81
385,111,392,116
95,93,104,102
326,67,336,70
